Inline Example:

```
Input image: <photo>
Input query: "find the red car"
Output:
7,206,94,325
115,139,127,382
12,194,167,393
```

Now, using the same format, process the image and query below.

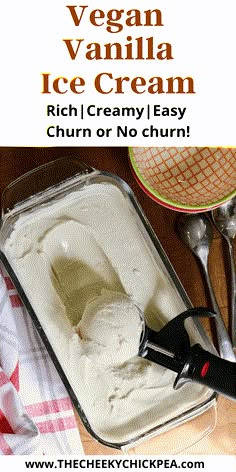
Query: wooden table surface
0,147,235,455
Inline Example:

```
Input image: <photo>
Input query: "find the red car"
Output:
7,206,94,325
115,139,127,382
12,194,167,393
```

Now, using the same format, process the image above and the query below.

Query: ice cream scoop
79,290,236,401
139,306,236,401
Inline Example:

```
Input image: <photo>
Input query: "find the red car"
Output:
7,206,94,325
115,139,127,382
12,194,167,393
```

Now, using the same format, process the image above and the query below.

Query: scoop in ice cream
78,290,143,367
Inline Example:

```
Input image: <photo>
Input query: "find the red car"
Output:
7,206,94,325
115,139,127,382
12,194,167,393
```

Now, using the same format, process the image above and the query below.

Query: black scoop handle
175,344,236,400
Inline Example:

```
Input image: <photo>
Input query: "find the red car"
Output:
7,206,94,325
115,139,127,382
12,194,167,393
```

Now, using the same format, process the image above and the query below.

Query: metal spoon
176,213,235,362
212,197,236,349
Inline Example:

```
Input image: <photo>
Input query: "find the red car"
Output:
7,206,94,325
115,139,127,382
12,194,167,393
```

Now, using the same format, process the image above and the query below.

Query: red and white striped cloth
0,264,84,455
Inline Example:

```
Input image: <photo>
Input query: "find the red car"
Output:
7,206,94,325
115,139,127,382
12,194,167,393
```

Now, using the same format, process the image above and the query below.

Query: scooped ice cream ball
78,290,143,367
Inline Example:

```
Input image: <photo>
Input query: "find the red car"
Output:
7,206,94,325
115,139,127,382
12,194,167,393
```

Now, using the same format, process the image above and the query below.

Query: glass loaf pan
0,157,217,452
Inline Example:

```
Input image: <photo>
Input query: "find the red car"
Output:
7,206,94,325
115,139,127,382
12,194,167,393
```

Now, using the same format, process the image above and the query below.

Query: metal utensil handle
227,239,236,348
201,262,235,362
176,344,236,400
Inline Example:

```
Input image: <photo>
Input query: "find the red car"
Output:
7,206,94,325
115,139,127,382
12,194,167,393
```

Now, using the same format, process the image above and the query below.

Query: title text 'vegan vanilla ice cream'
2,179,212,445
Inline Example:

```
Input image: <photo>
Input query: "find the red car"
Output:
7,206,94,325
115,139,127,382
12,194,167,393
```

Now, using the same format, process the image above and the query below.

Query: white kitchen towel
0,264,84,455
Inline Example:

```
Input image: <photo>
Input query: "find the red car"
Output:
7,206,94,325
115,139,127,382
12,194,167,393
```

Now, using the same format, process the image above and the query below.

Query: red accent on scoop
201,361,210,378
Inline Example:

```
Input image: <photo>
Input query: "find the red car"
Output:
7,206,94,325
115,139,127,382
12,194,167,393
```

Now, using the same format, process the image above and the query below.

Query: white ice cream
2,181,211,445
78,290,143,367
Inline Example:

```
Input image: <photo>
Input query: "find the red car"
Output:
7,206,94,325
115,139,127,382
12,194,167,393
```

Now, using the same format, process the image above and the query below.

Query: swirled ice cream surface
3,181,211,444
